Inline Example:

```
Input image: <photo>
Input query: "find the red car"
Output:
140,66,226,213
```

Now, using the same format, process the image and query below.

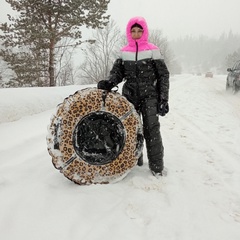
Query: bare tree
54,38,77,86
149,29,181,75
77,20,122,84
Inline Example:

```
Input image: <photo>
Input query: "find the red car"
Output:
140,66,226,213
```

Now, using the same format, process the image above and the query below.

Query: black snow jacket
107,16,169,108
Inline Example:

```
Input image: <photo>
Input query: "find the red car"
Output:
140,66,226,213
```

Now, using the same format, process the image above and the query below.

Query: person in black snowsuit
98,16,169,176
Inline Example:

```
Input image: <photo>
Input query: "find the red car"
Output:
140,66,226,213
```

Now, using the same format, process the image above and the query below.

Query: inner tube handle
102,90,108,107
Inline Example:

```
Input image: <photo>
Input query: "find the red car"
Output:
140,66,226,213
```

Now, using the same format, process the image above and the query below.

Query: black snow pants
136,98,164,172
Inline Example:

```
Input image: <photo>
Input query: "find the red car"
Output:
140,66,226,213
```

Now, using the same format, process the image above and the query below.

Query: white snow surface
0,74,240,240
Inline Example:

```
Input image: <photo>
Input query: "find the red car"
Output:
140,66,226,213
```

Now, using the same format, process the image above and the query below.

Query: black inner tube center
73,111,125,165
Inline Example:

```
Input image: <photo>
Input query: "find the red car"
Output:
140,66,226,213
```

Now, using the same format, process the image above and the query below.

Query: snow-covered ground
0,74,240,240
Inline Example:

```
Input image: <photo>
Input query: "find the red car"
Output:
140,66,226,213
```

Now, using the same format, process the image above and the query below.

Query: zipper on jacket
135,41,140,102
135,41,138,61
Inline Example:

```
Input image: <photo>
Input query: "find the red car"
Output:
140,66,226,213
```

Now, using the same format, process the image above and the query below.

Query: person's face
131,27,143,39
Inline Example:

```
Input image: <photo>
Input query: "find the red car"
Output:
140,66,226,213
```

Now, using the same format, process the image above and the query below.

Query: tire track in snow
163,75,240,224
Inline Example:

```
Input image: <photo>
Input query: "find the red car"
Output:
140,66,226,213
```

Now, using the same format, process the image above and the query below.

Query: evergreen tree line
169,32,240,74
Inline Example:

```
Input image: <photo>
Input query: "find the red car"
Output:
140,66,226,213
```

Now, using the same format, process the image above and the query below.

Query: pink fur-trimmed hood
121,16,158,52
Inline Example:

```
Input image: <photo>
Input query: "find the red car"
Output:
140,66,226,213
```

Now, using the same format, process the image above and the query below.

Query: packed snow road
0,75,240,240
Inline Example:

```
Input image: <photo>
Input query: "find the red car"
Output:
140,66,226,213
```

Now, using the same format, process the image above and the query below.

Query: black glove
157,100,169,116
97,80,114,91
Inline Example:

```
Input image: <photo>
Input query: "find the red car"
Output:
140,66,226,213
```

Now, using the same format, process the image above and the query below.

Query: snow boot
150,166,168,178
149,162,167,177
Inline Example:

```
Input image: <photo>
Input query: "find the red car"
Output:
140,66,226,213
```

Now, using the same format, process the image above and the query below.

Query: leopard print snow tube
47,88,143,185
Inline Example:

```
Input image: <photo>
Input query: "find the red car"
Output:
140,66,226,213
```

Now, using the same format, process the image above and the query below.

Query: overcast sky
0,0,240,40
108,0,240,40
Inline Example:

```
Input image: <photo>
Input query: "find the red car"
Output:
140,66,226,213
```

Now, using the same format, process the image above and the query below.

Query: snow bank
0,85,94,123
